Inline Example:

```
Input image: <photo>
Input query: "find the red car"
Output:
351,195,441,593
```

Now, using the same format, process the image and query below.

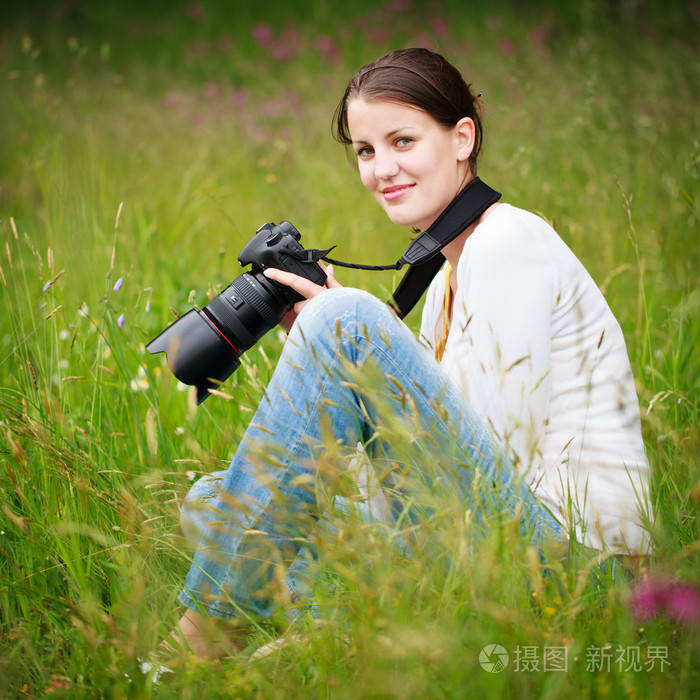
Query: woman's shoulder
464,203,582,274
469,203,558,248
458,203,560,275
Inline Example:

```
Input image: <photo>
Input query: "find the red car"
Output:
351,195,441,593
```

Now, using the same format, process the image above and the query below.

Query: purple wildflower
186,3,204,21
113,277,123,292
281,25,303,55
43,280,51,292
665,584,700,623
202,82,220,100
497,39,516,57
252,23,273,45
629,575,700,626
529,26,549,47
231,89,249,110
269,44,293,62
315,35,339,63
117,314,125,328
163,91,186,109
386,0,411,13
430,17,450,36
529,26,550,60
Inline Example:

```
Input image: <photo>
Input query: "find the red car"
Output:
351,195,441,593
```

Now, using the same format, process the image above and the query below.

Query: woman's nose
374,149,400,180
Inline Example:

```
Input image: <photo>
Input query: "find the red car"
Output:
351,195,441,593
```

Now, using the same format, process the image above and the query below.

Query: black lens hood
146,309,241,404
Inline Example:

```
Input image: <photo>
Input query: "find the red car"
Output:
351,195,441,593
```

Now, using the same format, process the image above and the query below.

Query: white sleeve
447,219,556,471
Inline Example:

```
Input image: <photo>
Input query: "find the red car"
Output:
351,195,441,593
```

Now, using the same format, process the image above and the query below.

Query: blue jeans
178,288,562,619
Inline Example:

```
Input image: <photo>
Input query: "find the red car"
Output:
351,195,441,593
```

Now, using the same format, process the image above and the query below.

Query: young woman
169,48,651,658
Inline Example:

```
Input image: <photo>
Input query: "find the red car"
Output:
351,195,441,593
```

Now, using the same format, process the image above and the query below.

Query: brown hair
333,48,484,174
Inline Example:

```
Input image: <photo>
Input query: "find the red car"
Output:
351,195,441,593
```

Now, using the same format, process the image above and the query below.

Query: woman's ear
454,117,476,163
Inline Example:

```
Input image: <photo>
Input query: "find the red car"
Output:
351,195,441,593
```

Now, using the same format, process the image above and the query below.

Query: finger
324,264,343,289
293,299,308,316
263,268,326,300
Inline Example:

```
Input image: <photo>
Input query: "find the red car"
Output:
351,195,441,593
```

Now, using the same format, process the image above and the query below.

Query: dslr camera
147,220,327,403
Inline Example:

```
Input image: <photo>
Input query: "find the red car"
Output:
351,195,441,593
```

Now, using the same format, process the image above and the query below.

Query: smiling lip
381,184,414,202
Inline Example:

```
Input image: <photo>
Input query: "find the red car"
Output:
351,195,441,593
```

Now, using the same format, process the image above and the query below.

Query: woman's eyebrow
352,126,416,145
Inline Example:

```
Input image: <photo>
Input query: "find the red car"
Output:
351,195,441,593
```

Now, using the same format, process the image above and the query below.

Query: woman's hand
264,262,342,332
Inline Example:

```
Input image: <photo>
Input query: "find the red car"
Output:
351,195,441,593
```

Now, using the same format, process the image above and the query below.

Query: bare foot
161,608,248,662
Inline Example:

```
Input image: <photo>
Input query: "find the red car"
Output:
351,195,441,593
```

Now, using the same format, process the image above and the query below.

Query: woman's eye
395,137,414,148
357,146,374,159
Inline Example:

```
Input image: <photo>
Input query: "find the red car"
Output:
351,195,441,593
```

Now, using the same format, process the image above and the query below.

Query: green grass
1,1,699,697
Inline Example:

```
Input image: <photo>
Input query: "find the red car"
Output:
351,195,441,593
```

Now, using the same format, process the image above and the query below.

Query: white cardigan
420,204,651,553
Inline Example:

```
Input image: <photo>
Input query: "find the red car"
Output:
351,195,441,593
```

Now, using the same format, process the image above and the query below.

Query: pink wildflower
529,26,550,60
269,44,293,62
666,584,700,622
185,3,204,21
261,96,286,119
629,575,700,625
315,35,339,63
497,38,516,57
163,91,185,109
529,26,549,47
430,17,450,36
202,82,220,100
252,23,273,45
231,89,249,110
281,25,303,55
386,0,411,13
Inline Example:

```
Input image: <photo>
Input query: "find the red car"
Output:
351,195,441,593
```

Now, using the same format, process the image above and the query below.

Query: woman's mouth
382,184,414,202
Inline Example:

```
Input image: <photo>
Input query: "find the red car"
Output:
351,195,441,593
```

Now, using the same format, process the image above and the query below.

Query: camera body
238,220,327,300
147,221,327,403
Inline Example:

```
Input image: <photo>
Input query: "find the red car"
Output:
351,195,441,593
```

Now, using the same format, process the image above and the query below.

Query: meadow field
0,0,698,697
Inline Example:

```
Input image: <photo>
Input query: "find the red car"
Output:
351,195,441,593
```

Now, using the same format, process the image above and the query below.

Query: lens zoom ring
206,297,254,349
233,275,284,328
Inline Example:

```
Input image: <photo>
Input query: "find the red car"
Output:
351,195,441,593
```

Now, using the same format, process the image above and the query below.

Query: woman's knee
294,287,395,337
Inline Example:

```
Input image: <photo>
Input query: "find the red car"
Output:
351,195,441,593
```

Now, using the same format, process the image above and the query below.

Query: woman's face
346,98,474,231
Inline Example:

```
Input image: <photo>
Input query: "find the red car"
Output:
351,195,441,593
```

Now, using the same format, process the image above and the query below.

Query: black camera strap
388,177,501,318
298,177,501,319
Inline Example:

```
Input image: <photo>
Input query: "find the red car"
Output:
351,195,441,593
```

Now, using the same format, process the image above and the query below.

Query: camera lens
147,270,292,403
204,270,291,355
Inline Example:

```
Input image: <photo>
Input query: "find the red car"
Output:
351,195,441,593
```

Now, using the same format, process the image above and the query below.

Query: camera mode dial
265,230,284,247
278,220,301,240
